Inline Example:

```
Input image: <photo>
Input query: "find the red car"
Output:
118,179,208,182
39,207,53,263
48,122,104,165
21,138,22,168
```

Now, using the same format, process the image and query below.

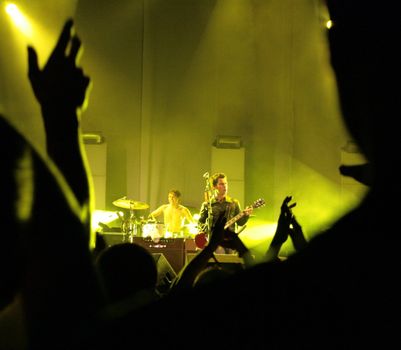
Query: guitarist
198,173,253,253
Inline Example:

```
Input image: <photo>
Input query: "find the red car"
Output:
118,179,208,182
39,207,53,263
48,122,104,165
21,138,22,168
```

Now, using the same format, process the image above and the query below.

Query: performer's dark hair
211,173,227,187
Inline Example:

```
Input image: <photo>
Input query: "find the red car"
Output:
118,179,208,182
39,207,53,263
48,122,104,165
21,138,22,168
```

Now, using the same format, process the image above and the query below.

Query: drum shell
142,223,166,239
121,220,142,237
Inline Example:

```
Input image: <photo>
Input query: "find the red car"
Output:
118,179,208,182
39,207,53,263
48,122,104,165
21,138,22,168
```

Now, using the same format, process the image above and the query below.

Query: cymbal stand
122,204,137,243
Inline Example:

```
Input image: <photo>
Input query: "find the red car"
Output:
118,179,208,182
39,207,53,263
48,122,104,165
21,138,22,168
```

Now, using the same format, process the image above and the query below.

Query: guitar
194,198,266,249
224,198,265,229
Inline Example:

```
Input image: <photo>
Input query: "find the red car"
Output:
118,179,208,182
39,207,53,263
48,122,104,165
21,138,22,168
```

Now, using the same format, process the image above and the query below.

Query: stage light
213,135,242,149
325,20,333,29
5,2,33,37
92,210,120,229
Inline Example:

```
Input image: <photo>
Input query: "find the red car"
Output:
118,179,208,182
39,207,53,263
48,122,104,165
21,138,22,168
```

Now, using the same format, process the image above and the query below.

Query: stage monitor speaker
133,237,185,274
153,253,177,295
99,232,124,247
98,233,186,274
186,253,245,274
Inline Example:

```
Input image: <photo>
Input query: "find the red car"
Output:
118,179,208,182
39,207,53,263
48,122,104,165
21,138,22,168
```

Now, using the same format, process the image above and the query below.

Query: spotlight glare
5,2,33,37
92,210,120,228
325,20,333,29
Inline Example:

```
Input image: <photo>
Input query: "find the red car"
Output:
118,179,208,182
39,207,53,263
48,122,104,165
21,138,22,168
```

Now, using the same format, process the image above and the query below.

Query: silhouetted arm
288,215,308,251
27,19,93,227
265,196,295,262
171,214,254,292
227,232,255,267
169,215,226,292
169,243,218,293
19,19,104,347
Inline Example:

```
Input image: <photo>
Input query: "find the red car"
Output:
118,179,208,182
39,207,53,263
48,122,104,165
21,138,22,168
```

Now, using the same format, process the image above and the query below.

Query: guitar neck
224,210,246,229
222,199,264,230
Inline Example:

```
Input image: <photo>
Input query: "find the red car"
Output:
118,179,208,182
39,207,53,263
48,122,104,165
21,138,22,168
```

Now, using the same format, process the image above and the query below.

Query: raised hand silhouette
28,19,90,113
27,19,94,226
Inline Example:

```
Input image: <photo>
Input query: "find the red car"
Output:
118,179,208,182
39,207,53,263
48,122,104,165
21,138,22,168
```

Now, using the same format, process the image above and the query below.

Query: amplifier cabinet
99,233,184,274
99,233,197,274
133,237,185,274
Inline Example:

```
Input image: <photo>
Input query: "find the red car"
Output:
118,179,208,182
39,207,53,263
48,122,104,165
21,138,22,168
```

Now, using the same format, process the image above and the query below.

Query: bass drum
194,232,208,249
142,222,166,240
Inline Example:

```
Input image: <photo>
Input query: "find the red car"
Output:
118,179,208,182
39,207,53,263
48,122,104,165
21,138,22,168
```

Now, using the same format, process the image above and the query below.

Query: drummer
148,189,194,238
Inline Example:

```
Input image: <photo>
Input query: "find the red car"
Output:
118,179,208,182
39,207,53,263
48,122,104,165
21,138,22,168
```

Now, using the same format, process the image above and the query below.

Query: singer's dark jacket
198,195,248,232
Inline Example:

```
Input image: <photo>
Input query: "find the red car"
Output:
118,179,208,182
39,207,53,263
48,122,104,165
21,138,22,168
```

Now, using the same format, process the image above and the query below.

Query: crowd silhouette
0,19,104,349
95,242,160,320
1,0,400,348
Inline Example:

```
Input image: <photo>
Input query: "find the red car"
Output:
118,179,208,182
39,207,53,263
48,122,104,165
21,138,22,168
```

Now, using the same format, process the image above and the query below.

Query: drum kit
112,197,197,243
112,197,149,242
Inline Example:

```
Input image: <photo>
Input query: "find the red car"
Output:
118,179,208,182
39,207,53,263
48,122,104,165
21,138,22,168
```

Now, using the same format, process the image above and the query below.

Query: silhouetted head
0,117,29,308
193,265,233,288
95,243,158,303
326,1,401,183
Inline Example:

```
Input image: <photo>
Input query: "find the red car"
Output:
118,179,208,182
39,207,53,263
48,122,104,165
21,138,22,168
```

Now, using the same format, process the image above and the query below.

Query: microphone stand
203,174,213,237
203,174,220,264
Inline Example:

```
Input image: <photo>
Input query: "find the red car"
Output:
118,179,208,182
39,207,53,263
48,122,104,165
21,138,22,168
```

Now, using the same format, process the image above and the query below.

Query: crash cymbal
112,197,149,210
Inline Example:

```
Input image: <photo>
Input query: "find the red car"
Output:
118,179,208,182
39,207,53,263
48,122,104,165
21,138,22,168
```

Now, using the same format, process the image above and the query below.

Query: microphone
98,222,110,230
203,172,209,179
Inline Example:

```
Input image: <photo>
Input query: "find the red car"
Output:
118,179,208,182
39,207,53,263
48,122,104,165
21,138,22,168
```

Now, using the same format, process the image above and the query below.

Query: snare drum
182,223,199,238
142,222,166,239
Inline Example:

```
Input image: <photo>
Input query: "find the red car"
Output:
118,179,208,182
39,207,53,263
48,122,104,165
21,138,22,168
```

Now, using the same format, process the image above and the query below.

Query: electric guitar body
194,198,266,249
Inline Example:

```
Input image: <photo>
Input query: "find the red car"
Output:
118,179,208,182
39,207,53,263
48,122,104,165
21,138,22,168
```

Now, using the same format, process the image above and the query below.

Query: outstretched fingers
51,19,74,60
281,196,292,209
27,46,40,81
68,36,82,65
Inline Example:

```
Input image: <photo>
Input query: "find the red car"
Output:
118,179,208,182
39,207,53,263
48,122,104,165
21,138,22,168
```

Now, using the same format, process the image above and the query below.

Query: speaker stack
99,232,198,274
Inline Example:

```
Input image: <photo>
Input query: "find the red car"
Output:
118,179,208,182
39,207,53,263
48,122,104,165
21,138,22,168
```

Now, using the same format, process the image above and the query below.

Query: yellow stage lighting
92,210,120,230
325,20,333,29
5,2,33,37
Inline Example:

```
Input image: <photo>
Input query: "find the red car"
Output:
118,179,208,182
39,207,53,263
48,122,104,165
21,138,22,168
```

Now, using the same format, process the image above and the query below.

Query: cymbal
112,198,149,210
